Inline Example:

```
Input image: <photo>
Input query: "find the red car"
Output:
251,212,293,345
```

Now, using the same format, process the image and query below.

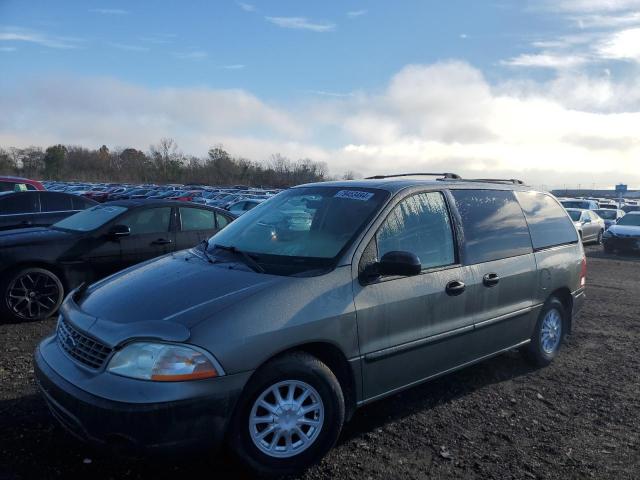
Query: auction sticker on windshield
334,190,375,201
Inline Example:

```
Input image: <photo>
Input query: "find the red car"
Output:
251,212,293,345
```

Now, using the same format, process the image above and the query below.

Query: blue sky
1,1,640,187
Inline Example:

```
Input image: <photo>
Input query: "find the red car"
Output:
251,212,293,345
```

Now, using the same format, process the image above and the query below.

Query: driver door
116,206,176,268
353,191,477,400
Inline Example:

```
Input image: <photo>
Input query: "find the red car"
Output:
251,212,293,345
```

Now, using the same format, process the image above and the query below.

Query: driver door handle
151,238,172,245
445,280,466,296
483,272,500,287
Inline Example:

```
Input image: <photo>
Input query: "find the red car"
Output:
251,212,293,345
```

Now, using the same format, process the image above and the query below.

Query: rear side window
377,191,455,269
40,193,73,212
180,207,215,231
451,189,531,264
121,207,172,235
515,192,578,250
0,194,38,214
71,197,94,210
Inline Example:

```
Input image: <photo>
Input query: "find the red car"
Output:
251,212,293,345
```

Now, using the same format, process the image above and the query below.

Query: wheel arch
240,341,358,422
548,287,573,334
0,261,69,291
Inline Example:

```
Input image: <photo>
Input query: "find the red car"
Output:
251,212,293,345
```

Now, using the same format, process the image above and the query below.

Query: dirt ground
1,245,639,479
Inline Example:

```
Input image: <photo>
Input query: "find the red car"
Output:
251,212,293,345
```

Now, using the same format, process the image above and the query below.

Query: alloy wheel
6,270,62,320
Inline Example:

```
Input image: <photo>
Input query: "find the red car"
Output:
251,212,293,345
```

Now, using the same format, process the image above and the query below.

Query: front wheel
0,267,64,323
525,297,567,367
229,352,345,477
595,230,604,245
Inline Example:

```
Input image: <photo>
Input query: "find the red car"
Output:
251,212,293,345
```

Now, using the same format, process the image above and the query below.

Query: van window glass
215,212,230,229
41,193,73,212
0,194,38,214
71,197,94,210
452,189,531,264
377,192,455,269
515,192,579,250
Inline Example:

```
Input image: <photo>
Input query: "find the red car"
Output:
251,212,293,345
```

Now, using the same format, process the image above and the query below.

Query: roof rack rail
461,178,526,185
365,172,461,180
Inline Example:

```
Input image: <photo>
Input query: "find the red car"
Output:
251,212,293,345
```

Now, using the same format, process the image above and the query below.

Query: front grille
57,317,112,369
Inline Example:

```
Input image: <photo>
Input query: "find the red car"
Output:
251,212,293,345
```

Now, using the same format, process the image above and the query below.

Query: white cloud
0,46,17,52
0,27,81,49
501,53,589,68
221,64,245,70
173,50,208,60
597,27,640,60
265,17,335,32
89,8,129,15
1,63,640,188
347,10,367,18
237,2,256,13
107,42,149,52
548,0,640,12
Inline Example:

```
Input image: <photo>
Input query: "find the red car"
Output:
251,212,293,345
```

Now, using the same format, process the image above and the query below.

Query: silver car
35,176,586,476
566,208,606,244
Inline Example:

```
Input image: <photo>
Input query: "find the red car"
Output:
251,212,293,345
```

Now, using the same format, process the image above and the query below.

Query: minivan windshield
616,214,640,227
208,186,388,274
52,205,127,232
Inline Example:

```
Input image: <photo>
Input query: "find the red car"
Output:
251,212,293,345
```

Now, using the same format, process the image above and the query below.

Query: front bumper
34,337,252,453
603,236,640,252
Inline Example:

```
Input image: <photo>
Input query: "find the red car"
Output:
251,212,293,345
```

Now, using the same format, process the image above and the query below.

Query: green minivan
35,174,586,476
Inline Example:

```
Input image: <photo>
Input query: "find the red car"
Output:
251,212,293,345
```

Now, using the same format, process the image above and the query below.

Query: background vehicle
0,176,45,192
566,208,605,243
227,198,265,215
561,198,599,210
0,200,235,323
34,176,585,476
0,191,96,231
593,208,625,230
603,211,640,253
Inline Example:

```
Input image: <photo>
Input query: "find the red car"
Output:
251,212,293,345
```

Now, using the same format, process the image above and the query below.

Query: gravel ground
1,245,639,479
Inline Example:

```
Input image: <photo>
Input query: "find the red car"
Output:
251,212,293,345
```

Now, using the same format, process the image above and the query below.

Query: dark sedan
0,200,235,322
0,190,97,231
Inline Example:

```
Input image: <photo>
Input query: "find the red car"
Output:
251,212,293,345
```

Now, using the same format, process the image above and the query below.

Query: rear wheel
0,267,64,323
525,297,567,367
595,230,603,245
229,352,345,477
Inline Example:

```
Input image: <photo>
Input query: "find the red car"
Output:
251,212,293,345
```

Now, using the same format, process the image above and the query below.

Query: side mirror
582,217,591,224
108,224,130,238
378,251,422,277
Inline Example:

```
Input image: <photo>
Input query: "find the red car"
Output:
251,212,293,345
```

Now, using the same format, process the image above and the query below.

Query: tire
595,230,603,245
0,267,64,323
229,352,345,477
525,297,567,367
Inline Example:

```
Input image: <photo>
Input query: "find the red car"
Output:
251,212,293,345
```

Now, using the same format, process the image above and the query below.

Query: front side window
376,192,455,269
120,207,172,235
617,214,640,226
452,189,532,264
209,187,388,267
180,207,215,231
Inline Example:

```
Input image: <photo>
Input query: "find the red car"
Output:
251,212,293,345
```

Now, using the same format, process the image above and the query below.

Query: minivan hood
608,224,640,237
79,250,285,327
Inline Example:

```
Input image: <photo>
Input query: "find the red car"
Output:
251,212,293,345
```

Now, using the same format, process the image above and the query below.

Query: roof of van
298,177,535,193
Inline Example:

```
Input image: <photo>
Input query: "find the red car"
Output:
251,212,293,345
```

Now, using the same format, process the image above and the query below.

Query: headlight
107,343,221,381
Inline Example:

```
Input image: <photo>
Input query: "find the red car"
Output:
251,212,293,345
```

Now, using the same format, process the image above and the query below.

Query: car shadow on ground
0,349,538,479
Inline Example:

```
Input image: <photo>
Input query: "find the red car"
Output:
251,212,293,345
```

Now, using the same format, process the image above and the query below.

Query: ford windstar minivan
35,174,586,476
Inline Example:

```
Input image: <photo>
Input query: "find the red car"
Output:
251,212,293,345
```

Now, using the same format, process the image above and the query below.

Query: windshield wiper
199,240,214,263
213,244,265,273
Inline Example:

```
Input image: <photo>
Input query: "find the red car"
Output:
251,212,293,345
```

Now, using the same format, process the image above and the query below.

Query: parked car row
42,180,281,215
559,196,640,213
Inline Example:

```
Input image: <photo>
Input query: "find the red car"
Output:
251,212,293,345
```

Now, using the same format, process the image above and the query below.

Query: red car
169,190,202,202
0,176,45,192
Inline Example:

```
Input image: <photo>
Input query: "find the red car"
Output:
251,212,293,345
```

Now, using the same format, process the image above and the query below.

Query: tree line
0,138,352,188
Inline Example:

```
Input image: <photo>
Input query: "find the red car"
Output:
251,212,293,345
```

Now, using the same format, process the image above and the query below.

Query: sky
1,0,640,189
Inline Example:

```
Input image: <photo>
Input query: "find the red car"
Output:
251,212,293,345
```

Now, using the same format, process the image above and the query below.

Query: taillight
580,256,587,287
